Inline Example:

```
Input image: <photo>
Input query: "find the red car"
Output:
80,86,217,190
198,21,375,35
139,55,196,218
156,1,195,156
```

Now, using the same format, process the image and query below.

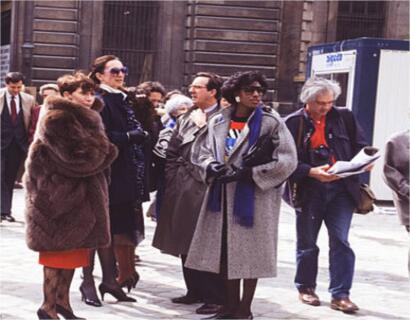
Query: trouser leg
324,185,356,298
294,193,324,291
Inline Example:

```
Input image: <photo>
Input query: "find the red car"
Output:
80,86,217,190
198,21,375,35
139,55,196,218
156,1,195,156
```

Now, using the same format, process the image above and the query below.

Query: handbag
242,133,279,167
282,116,304,210
355,183,376,214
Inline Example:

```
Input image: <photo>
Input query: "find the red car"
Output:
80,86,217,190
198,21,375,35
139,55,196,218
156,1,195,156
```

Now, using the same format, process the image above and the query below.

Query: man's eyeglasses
242,86,266,95
315,100,335,107
107,67,128,75
189,84,207,90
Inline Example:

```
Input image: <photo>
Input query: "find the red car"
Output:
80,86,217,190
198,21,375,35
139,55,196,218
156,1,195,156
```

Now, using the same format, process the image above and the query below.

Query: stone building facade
1,0,409,109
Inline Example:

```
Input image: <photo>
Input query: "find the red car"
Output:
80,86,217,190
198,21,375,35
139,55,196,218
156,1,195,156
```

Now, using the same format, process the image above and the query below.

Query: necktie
10,96,17,125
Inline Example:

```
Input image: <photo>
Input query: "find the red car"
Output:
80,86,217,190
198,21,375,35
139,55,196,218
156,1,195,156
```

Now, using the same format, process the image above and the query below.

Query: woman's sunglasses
242,86,266,94
107,67,128,75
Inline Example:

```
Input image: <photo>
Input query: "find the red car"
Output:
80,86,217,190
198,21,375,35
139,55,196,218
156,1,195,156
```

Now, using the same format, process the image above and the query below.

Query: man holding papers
285,77,371,314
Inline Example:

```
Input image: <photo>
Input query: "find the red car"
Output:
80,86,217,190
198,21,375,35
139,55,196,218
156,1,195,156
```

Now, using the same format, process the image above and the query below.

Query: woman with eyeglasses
24,72,118,319
76,55,147,304
186,71,297,319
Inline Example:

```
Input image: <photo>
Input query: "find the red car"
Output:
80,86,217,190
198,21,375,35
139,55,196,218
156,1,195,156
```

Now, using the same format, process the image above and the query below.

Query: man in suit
153,72,225,315
1,72,35,222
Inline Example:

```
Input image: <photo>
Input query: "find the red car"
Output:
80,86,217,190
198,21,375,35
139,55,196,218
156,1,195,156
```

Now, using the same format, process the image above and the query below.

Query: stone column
383,1,410,39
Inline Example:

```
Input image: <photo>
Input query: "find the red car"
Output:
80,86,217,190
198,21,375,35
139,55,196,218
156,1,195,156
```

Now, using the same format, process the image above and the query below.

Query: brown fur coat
24,96,118,252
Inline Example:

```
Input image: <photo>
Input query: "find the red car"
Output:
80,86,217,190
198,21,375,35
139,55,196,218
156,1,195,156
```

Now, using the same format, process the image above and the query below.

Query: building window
102,1,159,86
1,9,11,46
336,1,385,40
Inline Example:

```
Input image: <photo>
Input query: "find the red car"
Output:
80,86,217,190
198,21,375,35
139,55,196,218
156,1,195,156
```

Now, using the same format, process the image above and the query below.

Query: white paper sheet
327,146,380,178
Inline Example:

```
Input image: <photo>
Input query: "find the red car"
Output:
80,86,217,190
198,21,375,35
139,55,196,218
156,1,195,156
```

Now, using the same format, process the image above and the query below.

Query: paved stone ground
0,188,409,320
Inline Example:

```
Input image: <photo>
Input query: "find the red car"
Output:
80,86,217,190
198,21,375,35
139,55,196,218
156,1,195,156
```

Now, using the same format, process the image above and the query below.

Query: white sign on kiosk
310,50,357,110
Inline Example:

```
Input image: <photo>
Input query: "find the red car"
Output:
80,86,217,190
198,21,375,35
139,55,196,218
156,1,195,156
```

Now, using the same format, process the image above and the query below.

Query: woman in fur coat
24,73,118,319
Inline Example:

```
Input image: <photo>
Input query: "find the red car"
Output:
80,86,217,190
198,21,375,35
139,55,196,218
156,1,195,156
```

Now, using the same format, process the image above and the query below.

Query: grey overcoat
383,129,409,227
152,106,219,256
185,106,297,279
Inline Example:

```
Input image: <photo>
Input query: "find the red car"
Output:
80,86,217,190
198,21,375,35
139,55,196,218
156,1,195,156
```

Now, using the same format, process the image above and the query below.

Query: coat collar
181,104,221,147
212,105,259,162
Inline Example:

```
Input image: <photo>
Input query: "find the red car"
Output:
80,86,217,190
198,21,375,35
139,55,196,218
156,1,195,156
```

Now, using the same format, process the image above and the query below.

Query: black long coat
99,90,140,205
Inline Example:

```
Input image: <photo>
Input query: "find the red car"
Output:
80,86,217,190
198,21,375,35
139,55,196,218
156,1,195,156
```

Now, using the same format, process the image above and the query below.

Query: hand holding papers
327,147,380,178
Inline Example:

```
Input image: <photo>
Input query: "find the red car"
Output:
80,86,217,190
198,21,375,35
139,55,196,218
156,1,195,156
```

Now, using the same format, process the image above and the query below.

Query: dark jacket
99,90,140,205
285,106,368,206
24,97,118,252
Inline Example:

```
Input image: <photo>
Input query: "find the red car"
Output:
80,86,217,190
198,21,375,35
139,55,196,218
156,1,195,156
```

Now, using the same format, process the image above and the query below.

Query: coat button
262,169,267,173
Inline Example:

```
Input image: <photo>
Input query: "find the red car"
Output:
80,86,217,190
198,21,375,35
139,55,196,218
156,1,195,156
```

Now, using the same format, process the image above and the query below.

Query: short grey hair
299,77,341,104
39,83,59,96
164,94,193,115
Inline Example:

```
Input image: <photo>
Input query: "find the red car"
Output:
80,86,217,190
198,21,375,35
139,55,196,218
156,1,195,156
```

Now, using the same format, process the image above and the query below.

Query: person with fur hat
24,72,118,319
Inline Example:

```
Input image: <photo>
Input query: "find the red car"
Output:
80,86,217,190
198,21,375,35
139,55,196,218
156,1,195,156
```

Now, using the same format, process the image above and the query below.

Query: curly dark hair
137,81,166,97
57,72,96,96
127,87,156,133
221,71,268,104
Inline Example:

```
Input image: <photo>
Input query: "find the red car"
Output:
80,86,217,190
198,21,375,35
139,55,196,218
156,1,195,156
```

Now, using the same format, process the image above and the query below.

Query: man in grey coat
383,129,409,231
152,72,225,315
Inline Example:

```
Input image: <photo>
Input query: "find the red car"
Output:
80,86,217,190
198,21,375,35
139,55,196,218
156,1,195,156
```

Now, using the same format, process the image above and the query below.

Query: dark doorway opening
336,1,385,40
102,1,159,87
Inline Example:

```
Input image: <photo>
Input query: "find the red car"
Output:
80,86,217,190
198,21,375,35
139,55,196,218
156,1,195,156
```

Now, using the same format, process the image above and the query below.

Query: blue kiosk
306,37,410,200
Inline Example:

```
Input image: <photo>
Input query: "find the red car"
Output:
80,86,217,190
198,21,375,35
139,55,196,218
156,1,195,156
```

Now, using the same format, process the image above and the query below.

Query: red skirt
39,248,90,269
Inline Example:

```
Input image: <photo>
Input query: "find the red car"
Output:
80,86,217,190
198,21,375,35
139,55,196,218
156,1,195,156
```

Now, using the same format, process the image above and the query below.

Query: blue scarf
208,106,263,227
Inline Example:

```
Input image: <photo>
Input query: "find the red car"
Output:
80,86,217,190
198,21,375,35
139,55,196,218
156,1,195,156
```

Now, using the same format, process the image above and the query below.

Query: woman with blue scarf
186,71,297,319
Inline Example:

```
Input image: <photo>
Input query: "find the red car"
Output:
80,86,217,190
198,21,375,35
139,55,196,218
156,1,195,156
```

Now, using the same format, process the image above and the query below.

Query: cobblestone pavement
0,189,409,320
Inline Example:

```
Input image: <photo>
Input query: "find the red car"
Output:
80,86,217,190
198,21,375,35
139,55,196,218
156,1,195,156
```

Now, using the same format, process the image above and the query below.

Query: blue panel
306,37,410,145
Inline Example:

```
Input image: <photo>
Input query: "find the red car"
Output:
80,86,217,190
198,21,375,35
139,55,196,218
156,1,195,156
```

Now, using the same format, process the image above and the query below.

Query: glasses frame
188,84,207,90
314,99,335,107
106,66,128,75
241,85,266,95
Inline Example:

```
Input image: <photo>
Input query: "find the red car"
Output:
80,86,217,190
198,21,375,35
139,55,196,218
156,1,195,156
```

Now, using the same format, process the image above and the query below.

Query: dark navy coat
99,90,139,205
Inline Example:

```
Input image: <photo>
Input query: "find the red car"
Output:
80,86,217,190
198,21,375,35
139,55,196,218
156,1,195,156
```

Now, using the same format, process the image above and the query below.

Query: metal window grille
102,1,159,86
336,1,385,41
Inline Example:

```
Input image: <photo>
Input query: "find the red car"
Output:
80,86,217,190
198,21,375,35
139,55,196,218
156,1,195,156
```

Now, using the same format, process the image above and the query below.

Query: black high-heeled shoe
79,284,102,307
119,277,134,293
119,271,140,293
37,308,59,319
132,271,140,288
55,304,85,319
98,283,136,302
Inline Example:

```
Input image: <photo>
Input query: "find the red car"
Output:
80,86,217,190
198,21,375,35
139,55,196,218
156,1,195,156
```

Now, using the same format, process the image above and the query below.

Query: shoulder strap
296,116,304,148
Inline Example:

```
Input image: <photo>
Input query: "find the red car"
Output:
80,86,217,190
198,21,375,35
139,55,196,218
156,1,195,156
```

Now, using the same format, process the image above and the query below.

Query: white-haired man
285,77,371,314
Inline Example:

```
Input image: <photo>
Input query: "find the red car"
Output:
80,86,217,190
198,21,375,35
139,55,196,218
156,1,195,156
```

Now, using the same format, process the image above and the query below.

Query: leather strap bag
355,183,376,214
339,109,376,214
283,116,304,210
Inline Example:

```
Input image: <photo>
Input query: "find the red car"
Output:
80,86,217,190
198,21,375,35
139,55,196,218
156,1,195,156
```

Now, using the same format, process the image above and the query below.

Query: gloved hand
127,129,148,145
242,133,278,167
218,165,253,184
206,162,228,181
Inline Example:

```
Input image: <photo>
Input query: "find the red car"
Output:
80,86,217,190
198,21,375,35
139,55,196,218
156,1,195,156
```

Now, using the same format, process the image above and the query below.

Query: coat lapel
211,107,231,162
181,104,221,148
